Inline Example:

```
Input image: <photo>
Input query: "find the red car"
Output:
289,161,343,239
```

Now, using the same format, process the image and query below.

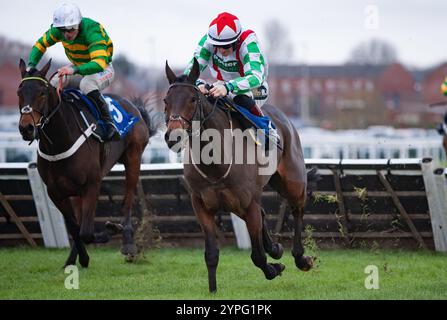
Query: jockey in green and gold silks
27,3,119,141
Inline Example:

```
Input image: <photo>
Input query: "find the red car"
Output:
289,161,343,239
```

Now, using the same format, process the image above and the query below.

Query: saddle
211,96,282,150
62,89,139,142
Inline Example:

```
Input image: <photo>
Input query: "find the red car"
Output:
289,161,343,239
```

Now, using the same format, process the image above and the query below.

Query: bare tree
0,35,30,65
347,38,398,65
263,19,294,65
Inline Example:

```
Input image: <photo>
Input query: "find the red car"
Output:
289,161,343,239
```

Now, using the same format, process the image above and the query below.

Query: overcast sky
1,0,445,70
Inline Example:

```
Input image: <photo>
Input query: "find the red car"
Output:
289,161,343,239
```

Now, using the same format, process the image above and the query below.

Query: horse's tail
131,96,165,138
306,167,321,198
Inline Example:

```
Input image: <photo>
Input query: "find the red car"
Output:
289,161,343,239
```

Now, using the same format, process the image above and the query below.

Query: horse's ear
19,59,27,78
165,60,177,85
186,58,200,85
39,59,52,78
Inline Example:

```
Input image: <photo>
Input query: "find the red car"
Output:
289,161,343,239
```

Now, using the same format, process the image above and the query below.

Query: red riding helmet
207,12,242,46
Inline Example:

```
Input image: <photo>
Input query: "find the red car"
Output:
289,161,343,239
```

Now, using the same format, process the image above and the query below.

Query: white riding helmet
208,12,242,46
52,3,82,29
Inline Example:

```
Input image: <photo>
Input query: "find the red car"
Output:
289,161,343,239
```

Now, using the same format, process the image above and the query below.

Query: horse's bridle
19,76,61,143
166,82,218,136
166,82,234,184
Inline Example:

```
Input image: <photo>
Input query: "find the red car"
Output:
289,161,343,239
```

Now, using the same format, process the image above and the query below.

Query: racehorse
17,58,162,267
164,58,318,292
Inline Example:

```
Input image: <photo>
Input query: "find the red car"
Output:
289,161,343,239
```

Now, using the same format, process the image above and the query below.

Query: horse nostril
26,124,35,134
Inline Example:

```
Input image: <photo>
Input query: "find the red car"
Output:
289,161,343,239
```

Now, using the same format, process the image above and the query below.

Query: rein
167,82,234,184
20,75,95,161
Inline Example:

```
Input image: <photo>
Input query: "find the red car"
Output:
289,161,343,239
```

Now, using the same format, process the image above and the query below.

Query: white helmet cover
208,12,242,46
52,3,82,28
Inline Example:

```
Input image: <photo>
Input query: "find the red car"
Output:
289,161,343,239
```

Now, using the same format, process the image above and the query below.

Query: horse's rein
167,83,219,134
167,82,234,184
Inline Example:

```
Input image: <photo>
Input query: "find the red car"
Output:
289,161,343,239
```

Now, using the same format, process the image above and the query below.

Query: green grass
0,246,446,300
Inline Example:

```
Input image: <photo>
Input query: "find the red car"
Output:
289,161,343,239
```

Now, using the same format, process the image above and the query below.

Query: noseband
166,82,218,136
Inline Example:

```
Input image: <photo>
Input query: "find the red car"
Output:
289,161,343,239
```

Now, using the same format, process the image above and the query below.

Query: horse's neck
39,90,83,153
188,98,233,177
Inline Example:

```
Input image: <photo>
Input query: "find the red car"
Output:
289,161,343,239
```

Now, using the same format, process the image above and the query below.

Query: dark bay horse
17,59,162,267
164,58,318,292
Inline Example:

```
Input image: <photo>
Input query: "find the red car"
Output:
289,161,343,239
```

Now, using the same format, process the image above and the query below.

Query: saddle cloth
216,97,281,149
64,89,139,141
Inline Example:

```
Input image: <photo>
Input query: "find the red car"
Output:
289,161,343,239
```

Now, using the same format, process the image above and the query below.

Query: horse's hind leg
245,200,285,280
268,174,313,271
120,146,144,259
261,207,283,260
291,206,314,271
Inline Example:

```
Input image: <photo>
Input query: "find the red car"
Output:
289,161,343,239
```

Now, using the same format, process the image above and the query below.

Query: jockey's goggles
58,25,79,33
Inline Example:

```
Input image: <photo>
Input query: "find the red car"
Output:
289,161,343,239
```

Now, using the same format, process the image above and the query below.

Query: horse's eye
191,97,196,103
163,98,167,105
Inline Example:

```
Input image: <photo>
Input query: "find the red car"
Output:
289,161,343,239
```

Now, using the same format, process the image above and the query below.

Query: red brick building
0,61,21,110
268,63,421,128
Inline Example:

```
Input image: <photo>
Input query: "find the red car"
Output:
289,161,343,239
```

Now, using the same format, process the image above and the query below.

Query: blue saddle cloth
231,104,276,136
64,89,138,141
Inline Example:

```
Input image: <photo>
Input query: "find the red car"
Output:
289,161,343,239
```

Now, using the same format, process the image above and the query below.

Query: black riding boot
87,90,120,141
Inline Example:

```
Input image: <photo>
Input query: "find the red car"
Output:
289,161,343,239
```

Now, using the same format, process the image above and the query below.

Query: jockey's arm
184,34,212,86
226,39,265,95
74,29,110,76
28,28,62,68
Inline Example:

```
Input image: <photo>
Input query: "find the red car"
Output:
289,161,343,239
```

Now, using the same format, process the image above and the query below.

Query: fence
1,159,446,251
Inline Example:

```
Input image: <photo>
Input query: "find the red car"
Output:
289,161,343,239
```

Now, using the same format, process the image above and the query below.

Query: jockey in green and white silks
184,12,279,142
27,3,119,141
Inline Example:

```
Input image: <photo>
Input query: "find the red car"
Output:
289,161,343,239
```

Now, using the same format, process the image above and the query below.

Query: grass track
0,246,446,300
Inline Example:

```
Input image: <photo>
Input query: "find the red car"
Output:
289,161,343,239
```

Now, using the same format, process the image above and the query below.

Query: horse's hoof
79,256,90,268
124,254,137,263
265,263,285,280
296,255,314,272
269,243,284,260
121,244,138,256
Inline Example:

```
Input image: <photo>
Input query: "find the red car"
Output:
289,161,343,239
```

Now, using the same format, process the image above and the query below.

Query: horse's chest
39,163,89,195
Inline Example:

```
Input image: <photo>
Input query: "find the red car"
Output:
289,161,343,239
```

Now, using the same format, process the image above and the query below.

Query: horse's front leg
119,150,144,260
50,194,89,268
245,200,285,280
192,195,219,293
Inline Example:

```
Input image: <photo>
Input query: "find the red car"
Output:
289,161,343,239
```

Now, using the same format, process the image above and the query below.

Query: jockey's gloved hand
210,84,228,98
198,84,210,95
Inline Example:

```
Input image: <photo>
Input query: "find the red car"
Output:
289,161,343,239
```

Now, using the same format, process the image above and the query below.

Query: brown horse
164,58,318,292
17,59,162,267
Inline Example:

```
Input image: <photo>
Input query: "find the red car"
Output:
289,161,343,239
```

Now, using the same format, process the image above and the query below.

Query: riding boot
233,95,280,147
87,90,120,141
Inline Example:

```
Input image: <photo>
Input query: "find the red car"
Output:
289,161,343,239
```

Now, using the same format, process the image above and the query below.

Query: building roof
269,64,390,78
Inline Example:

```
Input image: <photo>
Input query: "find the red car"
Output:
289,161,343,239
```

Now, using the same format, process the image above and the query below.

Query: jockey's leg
233,94,280,146
86,90,120,141
233,94,264,117
80,64,119,141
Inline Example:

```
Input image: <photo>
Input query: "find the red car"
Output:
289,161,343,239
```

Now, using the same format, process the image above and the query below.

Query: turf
0,246,446,300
